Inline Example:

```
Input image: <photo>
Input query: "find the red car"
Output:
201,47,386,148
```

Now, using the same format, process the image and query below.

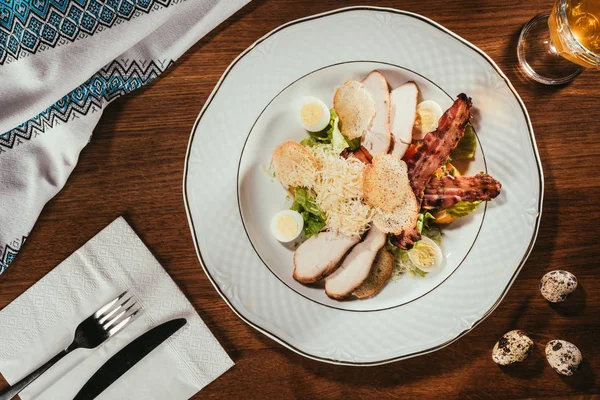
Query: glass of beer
517,0,600,85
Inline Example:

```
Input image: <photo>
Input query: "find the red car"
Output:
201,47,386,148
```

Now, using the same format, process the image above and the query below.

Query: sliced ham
390,82,418,157
325,225,387,299
293,231,360,284
361,71,391,156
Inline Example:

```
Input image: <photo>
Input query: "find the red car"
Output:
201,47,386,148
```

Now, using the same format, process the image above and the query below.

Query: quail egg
413,100,443,140
407,236,443,272
299,96,331,132
545,340,583,376
540,270,578,302
271,210,304,243
492,330,534,365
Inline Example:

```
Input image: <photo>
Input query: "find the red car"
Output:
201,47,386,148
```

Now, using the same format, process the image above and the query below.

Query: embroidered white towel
0,0,250,274
0,216,234,399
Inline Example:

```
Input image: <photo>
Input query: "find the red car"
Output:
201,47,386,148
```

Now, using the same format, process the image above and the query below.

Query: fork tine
102,301,136,330
97,296,134,325
94,291,128,318
107,307,141,337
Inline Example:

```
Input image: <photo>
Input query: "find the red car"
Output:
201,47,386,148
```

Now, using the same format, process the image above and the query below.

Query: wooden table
1,0,598,398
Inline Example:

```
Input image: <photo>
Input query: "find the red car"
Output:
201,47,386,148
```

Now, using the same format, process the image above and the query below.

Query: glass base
517,13,584,85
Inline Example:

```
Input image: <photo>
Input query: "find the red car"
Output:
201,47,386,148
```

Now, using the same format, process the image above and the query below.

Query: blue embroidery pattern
0,57,173,151
0,0,177,64
0,235,26,274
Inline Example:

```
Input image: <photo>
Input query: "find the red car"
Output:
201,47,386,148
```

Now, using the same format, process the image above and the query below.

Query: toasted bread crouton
333,80,375,140
363,154,419,234
372,208,418,235
363,154,414,212
353,248,394,299
271,140,319,189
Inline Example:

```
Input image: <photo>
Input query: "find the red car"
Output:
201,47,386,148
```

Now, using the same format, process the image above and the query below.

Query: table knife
73,317,187,400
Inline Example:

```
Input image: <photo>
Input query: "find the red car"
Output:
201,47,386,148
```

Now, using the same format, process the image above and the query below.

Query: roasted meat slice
361,71,392,156
403,94,473,203
293,231,360,284
390,82,418,157
325,225,387,299
423,174,502,210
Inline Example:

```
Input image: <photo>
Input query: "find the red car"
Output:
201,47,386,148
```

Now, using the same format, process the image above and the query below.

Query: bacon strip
422,174,502,210
403,94,472,204
391,227,420,250
393,94,472,249
340,146,373,164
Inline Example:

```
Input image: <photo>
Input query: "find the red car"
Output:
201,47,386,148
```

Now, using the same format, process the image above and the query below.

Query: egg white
299,96,330,132
270,210,304,242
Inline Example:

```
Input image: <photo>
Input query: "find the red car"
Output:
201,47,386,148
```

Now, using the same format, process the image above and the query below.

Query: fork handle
0,349,69,400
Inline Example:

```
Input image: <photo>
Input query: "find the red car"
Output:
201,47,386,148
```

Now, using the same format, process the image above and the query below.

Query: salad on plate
268,70,502,300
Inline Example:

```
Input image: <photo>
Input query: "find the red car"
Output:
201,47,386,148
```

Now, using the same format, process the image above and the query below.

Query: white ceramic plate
184,7,543,365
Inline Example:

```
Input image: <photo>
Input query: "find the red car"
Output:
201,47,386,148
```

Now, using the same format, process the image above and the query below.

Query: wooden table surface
1,0,599,399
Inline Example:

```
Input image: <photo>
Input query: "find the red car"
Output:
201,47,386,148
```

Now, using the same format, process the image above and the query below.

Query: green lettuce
422,226,442,245
451,122,477,159
290,187,326,238
301,109,360,151
385,237,428,277
444,200,482,218
345,136,361,151
417,212,435,234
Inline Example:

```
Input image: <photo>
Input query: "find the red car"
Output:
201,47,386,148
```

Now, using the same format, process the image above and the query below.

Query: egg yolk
301,103,324,126
411,244,436,268
277,215,298,238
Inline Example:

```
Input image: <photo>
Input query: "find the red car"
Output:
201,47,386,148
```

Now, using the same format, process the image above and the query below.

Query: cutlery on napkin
0,292,140,400
0,217,233,400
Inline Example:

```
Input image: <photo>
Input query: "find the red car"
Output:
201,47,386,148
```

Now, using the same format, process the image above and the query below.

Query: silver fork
0,291,140,400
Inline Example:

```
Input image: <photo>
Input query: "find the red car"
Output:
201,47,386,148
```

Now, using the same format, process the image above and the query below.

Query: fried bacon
403,94,473,204
337,94,500,250
340,146,373,164
423,174,502,210
391,226,421,250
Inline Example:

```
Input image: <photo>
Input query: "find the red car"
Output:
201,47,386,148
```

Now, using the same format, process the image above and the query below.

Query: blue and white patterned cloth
0,0,249,274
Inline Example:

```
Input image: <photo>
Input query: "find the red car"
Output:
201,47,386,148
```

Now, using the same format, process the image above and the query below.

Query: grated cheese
308,145,375,236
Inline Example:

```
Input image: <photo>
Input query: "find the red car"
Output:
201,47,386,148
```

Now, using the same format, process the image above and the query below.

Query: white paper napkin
0,216,233,400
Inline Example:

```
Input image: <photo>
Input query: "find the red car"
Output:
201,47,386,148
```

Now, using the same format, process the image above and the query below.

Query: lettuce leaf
303,109,338,145
451,122,477,159
300,137,318,147
422,226,442,245
302,109,358,151
346,137,361,151
290,187,326,238
417,212,435,234
444,200,482,218
386,237,429,277
329,112,350,152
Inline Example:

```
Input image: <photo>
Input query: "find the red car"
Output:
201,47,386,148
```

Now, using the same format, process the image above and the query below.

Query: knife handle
0,349,69,400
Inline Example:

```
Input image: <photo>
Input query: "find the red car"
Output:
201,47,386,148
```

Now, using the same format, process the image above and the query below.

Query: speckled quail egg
545,340,583,376
492,330,534,365
540,270,578,302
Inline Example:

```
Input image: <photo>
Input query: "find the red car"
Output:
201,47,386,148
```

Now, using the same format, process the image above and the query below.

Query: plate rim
183,6,545,366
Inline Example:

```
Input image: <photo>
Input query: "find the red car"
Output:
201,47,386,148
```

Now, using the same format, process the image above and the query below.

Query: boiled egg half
413,100,443,140
299,96,330,132
407,236,443,271
271,210,304,242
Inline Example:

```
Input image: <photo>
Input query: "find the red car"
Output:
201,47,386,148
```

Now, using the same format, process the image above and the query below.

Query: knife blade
73,318,187,400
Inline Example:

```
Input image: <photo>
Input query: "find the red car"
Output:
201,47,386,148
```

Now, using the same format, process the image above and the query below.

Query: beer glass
518,0,600,84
